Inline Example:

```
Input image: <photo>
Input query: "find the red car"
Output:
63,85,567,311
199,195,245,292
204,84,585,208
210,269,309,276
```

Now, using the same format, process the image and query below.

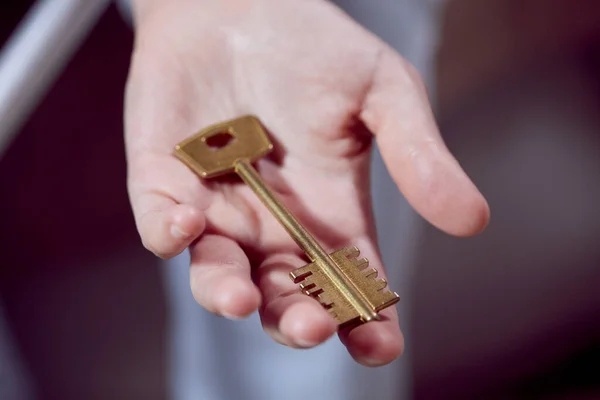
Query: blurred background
0,0,599,399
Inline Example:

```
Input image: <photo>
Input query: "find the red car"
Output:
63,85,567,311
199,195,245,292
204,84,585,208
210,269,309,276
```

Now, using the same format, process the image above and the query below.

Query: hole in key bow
204,130,236,150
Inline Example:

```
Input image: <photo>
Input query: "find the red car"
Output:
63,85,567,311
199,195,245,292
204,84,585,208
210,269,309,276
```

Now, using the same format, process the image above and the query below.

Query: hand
124,0,489,367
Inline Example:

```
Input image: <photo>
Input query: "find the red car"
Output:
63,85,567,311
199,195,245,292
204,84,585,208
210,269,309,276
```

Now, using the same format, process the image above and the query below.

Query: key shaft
234,158,379,322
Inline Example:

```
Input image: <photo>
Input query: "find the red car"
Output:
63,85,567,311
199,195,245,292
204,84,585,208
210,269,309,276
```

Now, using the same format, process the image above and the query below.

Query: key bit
290,247,399,328
173,115,399,328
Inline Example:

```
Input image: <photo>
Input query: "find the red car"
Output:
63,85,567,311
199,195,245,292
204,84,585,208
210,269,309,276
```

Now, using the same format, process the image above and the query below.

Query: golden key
173,115,399,328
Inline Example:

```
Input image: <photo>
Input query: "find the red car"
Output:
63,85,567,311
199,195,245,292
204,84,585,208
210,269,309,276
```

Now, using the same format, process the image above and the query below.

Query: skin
125,0,490,367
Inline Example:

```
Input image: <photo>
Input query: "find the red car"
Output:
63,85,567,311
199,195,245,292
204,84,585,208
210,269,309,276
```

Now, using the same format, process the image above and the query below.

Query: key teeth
336,245,395,293
340,247,369,271
295,272,334,307
298,282,311,290
346,246,360,258
354,257,369,270
290,246,400,326
299,282,322,297
289,268,312,284
364,268,378,279
316,292,335,309
374,277,389,291
361,266,392,292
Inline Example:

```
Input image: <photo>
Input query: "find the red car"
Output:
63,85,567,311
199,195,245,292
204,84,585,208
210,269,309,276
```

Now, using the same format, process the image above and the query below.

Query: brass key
173,115,399,328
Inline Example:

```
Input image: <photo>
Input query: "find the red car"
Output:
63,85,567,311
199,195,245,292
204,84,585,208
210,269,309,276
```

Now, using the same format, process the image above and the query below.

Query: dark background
0,3,166,399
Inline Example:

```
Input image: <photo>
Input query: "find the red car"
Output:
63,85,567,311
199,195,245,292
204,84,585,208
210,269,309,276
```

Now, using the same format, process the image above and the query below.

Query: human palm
124,0,489,367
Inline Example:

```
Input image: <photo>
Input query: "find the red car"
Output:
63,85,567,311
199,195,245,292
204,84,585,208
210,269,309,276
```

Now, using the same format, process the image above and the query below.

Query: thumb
360,48,489,237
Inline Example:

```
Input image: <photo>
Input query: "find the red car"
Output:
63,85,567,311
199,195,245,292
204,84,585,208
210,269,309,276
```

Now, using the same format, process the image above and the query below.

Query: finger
361,48,490,237
339,307,403,367
131,190,205,259
124,54,210,259
255,253,338,348
189,234,261,319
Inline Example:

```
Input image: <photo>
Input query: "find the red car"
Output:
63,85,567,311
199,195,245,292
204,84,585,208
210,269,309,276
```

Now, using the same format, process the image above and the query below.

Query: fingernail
170,224,191,239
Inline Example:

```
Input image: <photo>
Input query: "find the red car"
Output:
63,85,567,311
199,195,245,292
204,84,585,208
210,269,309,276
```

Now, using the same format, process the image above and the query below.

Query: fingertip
425,169,491,238
453,191,490,237
138,202,205,259
395,148,491,238
188,235,258,319
340,309,404,367
279,301,337,348
213,275,261,320
349,327,404,367
170,204,205,240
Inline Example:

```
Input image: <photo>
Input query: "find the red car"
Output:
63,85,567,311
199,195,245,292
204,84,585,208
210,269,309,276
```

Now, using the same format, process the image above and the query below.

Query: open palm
124,0,489,367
